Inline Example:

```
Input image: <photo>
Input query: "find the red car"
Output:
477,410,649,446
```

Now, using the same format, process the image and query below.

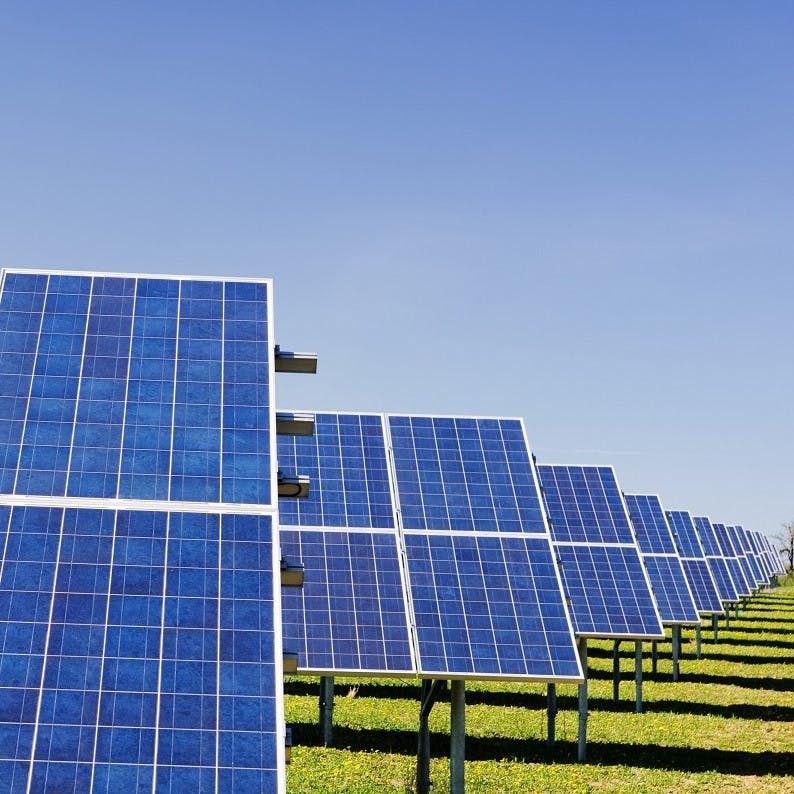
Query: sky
1,2,792,543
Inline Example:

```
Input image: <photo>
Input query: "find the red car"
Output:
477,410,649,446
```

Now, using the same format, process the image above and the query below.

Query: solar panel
0,270,283,792
403,532,580,678
747,531,774,581
279,529,413,675
665,510,723,614
692,517,739,604
537,465,664,640
623,495,699,624
387,415,546,534
732,526,764,588
279,412,581,681
712,523,752,597
277,413,414,675
388,415,581,681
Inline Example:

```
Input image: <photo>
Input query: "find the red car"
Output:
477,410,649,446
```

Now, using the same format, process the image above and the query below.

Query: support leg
577,638,588,763
712,613,719,642
634,641,643,713
725,608,730,629
547,684,557,746
651,640,658,674
612,640,620,703
671,625,681,681
417,680,444,794
695,624,702,659
449,680,465,794
319,676,334,747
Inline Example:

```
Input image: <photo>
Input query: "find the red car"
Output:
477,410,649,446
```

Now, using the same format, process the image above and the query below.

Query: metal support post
734,601,740,619
695,624,702,659
725,608,730,629
671,625,681,681
319,676,334,747
651,640,658,674
449,680,465,794
712,613,719,643
547,684,557,746
417,680,446,794
634,641,643,713
612,640,620,703
577,638,588,763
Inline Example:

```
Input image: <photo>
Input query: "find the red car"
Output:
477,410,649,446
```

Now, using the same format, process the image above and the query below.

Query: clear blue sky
1,2,792,542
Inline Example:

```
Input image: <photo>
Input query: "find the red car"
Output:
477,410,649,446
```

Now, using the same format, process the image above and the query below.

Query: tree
776,521,794,574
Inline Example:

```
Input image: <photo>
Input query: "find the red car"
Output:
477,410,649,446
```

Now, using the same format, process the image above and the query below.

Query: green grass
285,582,794,792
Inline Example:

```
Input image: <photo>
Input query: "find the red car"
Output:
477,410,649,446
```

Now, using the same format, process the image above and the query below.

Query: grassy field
284,581,794,793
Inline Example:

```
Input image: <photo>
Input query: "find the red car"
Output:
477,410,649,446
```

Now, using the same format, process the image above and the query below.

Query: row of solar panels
0,271,782,792
278,412,783,680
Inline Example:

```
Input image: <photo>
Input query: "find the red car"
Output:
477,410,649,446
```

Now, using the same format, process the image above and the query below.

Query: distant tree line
778,521,794,573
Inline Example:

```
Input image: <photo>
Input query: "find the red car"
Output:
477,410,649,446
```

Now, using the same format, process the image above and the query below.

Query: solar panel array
623,495,699,624
0,271,284,792
278,413,583,682
537,466,664,640
730,526,763,589
665,510,723,615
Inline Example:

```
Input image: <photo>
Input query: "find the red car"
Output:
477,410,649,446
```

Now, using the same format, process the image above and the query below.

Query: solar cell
537,465,664,640
0,270,284,792
623,495,698,624
692,517,739,604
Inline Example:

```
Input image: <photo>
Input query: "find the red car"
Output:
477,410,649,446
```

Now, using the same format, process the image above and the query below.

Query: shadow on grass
285,680,794,721
587,667,794,692
289,722,794,776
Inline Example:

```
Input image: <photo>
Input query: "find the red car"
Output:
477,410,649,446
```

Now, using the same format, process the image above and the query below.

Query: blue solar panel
731,526,763,588
666,510,704,560
279,529,413,674
388,416,546,533
712,524,752,597
0,270,283,791
553,544,663,637
403,533,580,678
641,556,699,624
537,465,664,640
623,495,698,624
680,559,724,614
278,413,394,529
282,412,582,681
541,466,634,544
624,494,677,555
0,506,280,792
693,517,740,603
389,415,581,680
0,272,273,506
666,510,723,615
